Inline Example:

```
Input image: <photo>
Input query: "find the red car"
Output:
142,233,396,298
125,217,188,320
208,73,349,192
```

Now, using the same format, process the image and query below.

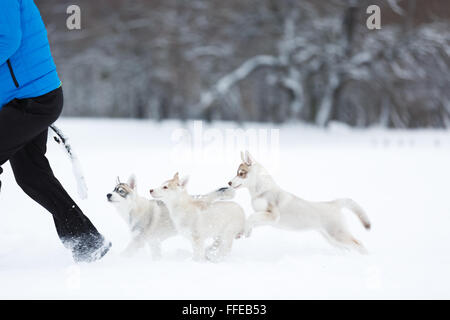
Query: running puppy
228,151,371,253
150,173,246,261
107,175,238,259
107,175,176,259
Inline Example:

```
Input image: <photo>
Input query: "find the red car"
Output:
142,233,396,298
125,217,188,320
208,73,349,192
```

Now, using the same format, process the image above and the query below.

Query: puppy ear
179,175,189,188
128,174,137,190
245,150,255,166
173,172,180,183
116,176,121,185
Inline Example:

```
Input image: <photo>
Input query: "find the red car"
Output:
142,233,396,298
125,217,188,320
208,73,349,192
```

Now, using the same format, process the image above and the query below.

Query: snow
1,118,450,299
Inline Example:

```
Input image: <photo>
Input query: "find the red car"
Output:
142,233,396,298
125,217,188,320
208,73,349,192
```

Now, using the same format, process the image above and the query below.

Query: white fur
151,173,246,262
229,151,371,254
107,175,177,259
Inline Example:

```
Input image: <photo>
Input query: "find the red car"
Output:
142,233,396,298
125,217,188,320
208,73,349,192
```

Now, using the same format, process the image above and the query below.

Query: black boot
62,233,112,263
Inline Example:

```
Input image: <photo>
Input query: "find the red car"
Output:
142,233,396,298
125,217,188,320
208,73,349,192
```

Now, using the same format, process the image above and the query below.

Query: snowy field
1,118,450,299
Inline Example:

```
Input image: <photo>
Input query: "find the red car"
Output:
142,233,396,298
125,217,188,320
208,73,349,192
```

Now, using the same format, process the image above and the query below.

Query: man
0,0,111,262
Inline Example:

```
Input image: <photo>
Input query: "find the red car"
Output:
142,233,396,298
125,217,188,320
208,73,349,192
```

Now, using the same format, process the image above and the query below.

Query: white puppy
150,173,246,261
107,175,177,258
228,151,371,253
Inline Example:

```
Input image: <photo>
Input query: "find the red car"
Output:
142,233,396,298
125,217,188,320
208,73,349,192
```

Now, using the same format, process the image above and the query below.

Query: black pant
0,87,106,260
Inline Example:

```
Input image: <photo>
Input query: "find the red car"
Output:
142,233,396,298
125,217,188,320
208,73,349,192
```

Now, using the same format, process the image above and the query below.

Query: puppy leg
217,236,233,259
325,227,368,254
191,234,205,261
149,240,162,260
349,237,368,254
245,213,270,237
205,237,222,262
122,233,146,257
319,230,350,252
246,205,280,236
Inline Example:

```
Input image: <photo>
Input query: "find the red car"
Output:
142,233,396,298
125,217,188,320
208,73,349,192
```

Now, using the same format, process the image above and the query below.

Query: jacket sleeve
0,0,22,65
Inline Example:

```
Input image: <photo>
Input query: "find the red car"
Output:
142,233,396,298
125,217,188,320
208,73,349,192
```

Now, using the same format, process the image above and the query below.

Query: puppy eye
163,186,168,189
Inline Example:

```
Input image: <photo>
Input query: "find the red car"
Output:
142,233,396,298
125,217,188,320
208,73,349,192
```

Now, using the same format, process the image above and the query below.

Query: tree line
40,0,450,128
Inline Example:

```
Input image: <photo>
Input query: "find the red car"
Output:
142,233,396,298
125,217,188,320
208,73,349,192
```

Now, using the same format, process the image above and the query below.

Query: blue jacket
0,0,60,108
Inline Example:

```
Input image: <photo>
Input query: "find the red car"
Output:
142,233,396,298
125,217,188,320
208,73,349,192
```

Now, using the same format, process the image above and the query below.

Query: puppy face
107,175,137,208
228,151,255,189
150,172,188,199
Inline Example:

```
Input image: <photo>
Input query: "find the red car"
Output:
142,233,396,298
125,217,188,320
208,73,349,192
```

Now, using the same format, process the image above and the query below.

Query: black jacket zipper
6,59,19,88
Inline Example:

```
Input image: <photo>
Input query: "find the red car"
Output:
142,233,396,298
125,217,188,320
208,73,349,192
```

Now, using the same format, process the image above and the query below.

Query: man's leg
0,98,51,180
0,89,65,172
9,129,110,261
0,88,110,262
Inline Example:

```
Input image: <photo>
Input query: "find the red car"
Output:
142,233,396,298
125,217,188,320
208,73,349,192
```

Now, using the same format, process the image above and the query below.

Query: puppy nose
149,189,154,193
107,193,112,200
228,181,232,186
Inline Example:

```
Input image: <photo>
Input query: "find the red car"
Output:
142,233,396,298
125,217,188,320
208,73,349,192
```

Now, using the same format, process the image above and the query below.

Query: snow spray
49,124,88,199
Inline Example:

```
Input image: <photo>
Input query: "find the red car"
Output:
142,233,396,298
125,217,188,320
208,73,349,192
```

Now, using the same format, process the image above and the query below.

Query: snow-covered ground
1,118,450,299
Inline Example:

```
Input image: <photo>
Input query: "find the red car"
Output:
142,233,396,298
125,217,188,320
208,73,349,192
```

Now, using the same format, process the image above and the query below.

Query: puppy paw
205,247,222,263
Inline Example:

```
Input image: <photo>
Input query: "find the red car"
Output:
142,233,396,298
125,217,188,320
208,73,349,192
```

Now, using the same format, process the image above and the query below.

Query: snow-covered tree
40,0,450,128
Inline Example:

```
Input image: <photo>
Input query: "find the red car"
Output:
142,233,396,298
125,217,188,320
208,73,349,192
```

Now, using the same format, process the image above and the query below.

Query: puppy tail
195,187,236,202
338,198,371,230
